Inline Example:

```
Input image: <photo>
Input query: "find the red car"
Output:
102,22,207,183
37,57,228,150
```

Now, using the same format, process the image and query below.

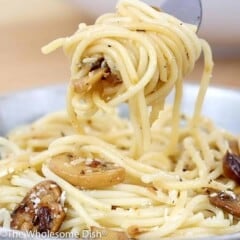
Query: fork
159,0,202,31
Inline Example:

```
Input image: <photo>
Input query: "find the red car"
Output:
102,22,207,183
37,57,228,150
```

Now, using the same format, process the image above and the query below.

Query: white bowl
0,84,240,240
0,84,239,135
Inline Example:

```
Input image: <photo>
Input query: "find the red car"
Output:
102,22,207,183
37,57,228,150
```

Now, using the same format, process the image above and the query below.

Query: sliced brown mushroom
208,190,240,217
73,68,109,93
127,225,147,238
223,151,240,184
89,57,105,72
11,180,66,232
90,226,129,240
73,57,122,94
229,140,240,155
48,154,126,189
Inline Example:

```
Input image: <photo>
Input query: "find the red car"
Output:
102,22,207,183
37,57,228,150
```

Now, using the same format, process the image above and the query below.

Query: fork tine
160,0,202,31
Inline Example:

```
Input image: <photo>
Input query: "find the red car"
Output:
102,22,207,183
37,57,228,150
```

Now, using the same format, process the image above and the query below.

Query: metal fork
159,0,202,31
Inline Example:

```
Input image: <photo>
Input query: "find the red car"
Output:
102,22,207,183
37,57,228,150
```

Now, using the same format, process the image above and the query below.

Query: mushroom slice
73,68,122,94
73,57,122,94
11,180,66,233
208,190,240,217
73,68,109,93
90,226,128,240
48,155,126,189
127,225,147,238
223,151,240,184
229,140,240,155
89,57,105,72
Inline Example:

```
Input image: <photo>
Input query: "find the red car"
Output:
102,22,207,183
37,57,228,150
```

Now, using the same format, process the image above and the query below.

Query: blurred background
0,0,239,94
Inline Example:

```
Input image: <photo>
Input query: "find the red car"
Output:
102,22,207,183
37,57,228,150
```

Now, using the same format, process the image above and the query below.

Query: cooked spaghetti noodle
0,0,240,239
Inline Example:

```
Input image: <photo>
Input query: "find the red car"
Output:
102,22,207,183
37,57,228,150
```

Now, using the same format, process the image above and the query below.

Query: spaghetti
0,0,240,239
